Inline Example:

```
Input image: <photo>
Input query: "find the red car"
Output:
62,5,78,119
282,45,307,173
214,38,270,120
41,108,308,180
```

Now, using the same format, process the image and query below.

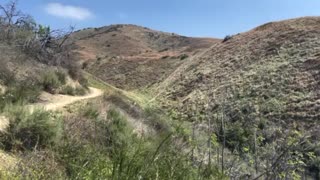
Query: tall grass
55,107,225,179
0,88,226,179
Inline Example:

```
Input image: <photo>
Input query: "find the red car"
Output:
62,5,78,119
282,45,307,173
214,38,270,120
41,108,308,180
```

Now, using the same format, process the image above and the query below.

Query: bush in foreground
56,108,226,179
0,106,62,151
0,79,41,111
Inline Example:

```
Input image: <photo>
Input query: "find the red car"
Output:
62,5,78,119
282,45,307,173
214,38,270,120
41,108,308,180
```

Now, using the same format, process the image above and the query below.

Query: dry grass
160,17,320,123
0,150,17,171
0,116,9,133
151,17,320,178
70,24,218,90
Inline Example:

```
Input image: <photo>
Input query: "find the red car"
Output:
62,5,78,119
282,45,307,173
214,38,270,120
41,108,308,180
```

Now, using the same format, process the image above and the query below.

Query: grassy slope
153,17,320,178
85,71,155,109
160,17,320,125
1,70,224,179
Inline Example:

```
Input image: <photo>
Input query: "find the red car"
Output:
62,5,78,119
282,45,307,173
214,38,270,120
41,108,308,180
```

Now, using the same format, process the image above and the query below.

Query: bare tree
0,0,21,25
58,25,75,48
0,0,22,40
15,14,36,30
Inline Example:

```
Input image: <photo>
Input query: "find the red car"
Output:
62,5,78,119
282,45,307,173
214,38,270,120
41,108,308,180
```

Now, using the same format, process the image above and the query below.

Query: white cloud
45,3,93,20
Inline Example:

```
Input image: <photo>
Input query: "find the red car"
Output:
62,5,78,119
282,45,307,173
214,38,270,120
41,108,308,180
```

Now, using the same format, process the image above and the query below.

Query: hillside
157,17,320,177
161,17,320,121
1,1,320,177
0,11,224,178
70,24,218,89
0,42,46,83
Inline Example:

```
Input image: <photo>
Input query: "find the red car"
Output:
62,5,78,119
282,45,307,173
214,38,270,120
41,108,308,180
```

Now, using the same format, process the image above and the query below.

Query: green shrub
57,143,113,180
106,109,133,149
78,76,89,89
60,85,75,95
40,69,71,94
144,106,171,133
0,79,41,110
40,70,62,93
82,62,89,69
54,107,226,179
60,85,87,96
67,63,82,80
82,104,99,119
161,55,169,59
179,54,189,60
74,86,87,96
222,35,233,42
0,107,62,151
55,70,67,85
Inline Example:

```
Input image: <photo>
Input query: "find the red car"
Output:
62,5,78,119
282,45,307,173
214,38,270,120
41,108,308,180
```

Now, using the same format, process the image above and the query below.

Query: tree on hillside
0,0,73,48
16,14,36,31
0,0,81,80
0,0,22,40
0,0,20,24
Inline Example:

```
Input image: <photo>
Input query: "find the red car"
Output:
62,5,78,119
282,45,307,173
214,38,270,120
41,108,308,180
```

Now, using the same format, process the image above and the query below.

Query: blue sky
14,0,320,38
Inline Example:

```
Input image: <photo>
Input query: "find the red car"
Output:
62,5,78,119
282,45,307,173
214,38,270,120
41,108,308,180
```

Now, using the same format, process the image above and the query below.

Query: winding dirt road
30,87,104,111
0,87,103,132
0,87,103,170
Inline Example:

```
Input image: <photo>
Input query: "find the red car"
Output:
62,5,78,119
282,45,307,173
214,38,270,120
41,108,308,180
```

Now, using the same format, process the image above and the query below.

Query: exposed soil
30,87,103,111
69,24,219,90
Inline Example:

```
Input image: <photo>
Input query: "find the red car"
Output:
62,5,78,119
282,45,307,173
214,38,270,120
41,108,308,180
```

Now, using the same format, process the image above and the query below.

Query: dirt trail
0,87,103,132
30,87,104,112
0,87,104,170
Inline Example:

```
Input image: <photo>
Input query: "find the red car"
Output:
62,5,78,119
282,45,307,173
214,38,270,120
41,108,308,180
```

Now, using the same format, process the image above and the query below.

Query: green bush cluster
60,85,87,96
41,69,88,96
55,108,226,179
222,35,233,42
0,101,227,179
0,106,62,151
144,106,171,132
81,104,99,119
0,79,41,111
78,76,89,89
179,54,189,60
40,70,66,94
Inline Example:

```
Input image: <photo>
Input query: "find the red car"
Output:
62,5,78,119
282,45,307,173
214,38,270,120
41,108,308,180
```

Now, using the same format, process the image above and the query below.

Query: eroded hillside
70,25,218,89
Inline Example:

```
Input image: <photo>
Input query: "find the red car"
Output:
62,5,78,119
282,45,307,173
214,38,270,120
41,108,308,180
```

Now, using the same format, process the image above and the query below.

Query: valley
0,0,320,179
